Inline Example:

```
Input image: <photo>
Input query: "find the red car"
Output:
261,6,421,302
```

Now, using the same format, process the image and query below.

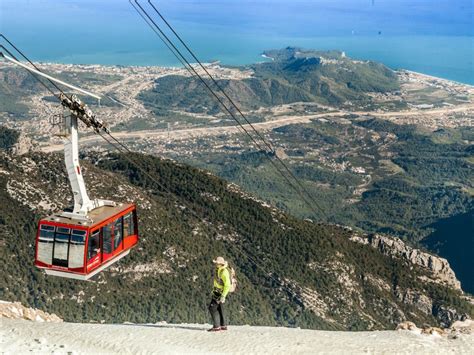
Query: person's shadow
122,323,209,332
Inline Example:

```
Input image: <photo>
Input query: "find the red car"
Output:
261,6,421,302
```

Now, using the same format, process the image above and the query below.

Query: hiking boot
220,326,228,331
207,327,221,332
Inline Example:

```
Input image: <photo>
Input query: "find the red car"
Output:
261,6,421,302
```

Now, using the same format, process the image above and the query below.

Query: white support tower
61,114,115,221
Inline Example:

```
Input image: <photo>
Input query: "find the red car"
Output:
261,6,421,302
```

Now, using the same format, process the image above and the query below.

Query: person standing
208,256,231,332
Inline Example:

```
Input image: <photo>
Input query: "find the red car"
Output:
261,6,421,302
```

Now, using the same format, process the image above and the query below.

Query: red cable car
32,107,139,280
2,48,139,280
32,106,139,280
35,203,138,280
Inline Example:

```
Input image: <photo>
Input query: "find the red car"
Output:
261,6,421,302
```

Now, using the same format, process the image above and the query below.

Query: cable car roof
43,203,135,228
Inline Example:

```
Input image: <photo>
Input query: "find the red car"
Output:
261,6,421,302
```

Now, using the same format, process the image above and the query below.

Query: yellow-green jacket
213,265,231,298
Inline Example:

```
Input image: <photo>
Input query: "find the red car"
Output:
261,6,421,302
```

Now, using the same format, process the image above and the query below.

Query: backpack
227,265,237,293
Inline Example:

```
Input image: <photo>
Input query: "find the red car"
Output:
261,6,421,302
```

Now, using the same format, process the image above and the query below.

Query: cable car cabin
35,203,138,281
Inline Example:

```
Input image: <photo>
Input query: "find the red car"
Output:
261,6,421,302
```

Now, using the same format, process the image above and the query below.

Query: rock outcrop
0,301,62,322
350,234,461,290
433,304,470,328
396,319,473,338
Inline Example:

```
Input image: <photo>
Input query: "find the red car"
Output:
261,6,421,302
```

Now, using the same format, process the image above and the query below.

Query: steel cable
131,1,326,219
149,0,329,220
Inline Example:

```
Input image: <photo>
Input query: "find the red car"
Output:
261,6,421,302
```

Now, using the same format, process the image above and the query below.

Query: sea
0,0,473,84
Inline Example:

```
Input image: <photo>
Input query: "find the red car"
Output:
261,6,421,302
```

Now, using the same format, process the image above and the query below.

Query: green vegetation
0,150,472,330
139,48,400,115
0,125,20,150
181,118,473,245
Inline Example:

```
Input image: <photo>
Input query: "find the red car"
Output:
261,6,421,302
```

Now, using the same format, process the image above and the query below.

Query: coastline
2,60,473,89
402,69,474,88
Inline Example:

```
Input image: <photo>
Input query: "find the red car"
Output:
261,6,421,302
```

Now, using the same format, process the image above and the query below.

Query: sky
1,0,473,37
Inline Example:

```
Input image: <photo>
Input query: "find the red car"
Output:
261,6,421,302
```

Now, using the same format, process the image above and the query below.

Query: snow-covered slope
1,302,472,354
2,317,473,355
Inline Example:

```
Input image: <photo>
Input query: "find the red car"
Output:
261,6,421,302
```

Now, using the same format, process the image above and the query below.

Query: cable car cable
130,1,324,219
141,1,328,220
131,1,318,214
130,0,263,150
146,0,329,220
128,1,195,76
0,45,58,98
129,0,255,147
133,1,327,219
147,0,276,153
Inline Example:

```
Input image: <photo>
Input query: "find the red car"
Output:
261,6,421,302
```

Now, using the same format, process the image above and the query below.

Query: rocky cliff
350,233,461,290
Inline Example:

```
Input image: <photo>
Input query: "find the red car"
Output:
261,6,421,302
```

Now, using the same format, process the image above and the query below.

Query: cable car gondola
36,203,138,280
32,96,139,280
0,50,139,280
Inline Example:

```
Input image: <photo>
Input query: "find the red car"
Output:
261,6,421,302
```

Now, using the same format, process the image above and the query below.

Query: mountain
0,133,472,330
138,47,401,115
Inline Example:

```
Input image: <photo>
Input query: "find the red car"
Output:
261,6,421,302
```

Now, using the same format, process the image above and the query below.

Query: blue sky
1,0,473,37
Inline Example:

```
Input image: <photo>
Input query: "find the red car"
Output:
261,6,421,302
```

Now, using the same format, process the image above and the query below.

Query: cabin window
69,229,86,268
88,230,100,261
103,223,113,254
114,217,123,251
123,213,133,237
53,229,70,267
37,225,55,264
132,211,136,235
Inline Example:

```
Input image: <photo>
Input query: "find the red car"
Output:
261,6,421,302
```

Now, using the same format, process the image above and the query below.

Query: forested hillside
0,149,472,330
139,47,401,115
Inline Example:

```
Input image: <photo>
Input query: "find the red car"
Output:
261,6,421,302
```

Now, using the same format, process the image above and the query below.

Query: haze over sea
0,0,473,85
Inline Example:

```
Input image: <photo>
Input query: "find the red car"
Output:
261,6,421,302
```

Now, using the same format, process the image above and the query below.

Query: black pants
209,293,225,328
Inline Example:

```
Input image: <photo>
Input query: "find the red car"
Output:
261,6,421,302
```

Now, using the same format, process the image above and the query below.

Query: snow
1,318,473,355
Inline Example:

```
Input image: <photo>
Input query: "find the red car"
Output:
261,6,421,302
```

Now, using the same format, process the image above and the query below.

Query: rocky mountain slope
0,143,472,330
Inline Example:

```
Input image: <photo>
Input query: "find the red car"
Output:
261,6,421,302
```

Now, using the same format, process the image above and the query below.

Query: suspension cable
131,1,263,149
0,45,57,98
146,0,328,219
131,1,327,219
1,34,64,95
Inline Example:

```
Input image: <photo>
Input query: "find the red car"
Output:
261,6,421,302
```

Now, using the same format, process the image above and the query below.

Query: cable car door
87,229,101,272
102,222,114,263
53,227,70,267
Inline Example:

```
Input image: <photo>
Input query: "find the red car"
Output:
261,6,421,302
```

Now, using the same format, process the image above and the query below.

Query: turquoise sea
0,0,473,84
